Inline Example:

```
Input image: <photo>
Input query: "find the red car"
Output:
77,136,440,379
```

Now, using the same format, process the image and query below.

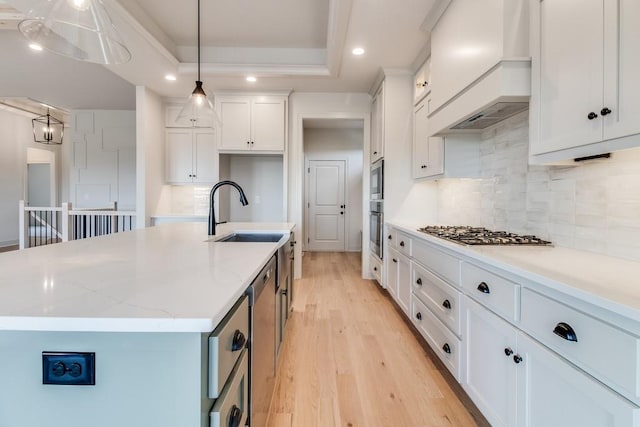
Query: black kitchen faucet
208,180,249,235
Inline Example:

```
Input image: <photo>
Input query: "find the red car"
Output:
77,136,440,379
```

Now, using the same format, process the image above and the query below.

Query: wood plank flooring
268,252,487,427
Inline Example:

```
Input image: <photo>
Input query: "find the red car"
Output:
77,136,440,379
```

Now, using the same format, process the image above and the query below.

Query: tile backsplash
437,112,640,262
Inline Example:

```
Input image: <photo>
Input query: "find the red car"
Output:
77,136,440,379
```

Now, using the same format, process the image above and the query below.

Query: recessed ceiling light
165,74,177,81
29,43,43,51
246,76,257,83
352,47,365,56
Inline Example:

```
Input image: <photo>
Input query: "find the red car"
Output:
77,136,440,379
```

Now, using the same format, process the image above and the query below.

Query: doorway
302,119,364,253
26,147,56,207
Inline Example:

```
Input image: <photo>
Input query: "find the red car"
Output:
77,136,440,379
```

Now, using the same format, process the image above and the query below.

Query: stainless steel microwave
370,159,383,200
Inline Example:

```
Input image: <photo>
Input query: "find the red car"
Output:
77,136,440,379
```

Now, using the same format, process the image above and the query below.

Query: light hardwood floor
268,252,487,427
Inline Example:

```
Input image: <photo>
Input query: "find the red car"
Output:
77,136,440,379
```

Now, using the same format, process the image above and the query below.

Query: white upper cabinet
165,128,216,184
165,105,214,128
413,58,431,105
370,83,385,163
530,0,640,162
216,95,286,152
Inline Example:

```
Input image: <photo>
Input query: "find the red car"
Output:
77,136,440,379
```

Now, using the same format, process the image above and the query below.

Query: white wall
70,110,136,211
136,87,165,227
304,127,364,251
437,112,640,262
288,92,372,277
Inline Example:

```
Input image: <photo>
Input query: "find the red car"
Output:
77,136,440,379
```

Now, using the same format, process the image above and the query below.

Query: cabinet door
192,129,217,184
463,297,517,427
603,0,640,141
166,129,194,183
397,253,411,316
251,98,285,151
386,248,399,299
532,0,604,155
413,100,430,178
218,97,251,151
165,105,193,128
371,85,384,162
516,332,640,427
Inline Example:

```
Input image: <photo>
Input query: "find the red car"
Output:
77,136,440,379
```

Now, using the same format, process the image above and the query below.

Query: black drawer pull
228,405,242,427
553,322,578,342
373,266,377,272
416,312,422,321
231,330,246,351
513,354,523,364
416,278,422,286
442,343,451,354
388,235,392,240
392,258,397,263
400,241,405,247
504,347,513,356
442,299,451,310
477,282,490,294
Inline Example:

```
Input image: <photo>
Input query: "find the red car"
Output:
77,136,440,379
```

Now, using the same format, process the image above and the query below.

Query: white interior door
307,160,346,251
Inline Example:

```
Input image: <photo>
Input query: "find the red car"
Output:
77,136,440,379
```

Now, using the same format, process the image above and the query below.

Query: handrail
68,210,136,216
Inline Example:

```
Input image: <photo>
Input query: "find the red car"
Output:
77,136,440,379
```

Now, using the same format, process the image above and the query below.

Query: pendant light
176,0,218,125
32,109,64,145
18,0,131,65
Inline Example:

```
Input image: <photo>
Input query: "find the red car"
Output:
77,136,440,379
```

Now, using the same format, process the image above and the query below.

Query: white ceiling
0,0,441,109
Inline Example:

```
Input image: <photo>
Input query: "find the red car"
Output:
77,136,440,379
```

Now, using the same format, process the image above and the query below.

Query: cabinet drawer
210,349,249,427
462,263,520,321
412,296,462,381
412,261,462,336
396,232,412,257
413,239,461,286
370,252,382,283
521,288,640,404
208,296,249,399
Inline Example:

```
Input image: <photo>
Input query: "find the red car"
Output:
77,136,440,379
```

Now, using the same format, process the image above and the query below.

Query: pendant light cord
197,0,201,82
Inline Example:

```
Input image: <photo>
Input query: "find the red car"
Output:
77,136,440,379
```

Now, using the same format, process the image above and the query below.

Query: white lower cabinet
386,248,399,299
516,331,639,427
386,248,410,315
464,296,640,427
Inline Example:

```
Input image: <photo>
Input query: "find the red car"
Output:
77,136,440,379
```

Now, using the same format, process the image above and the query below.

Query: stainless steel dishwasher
247,255,276,427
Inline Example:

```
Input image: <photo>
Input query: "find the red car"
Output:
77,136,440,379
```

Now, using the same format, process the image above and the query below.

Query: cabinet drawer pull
416,278,422,286
513,354,523,364
600,107,612,116
231,330,246,351
587,112,598,120
504,347,513,356
400,241,405,247
553,322,578,342
416,312,422,321
477,282,490,294
392,258,397,263
388,235,392,240
442,299,451,310
373,266,377,272
442,343,451,354
228,405,242,427
373,151,378,155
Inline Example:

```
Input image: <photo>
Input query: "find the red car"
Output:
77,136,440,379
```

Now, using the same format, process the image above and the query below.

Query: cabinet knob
373,151,378,155
504,347,513,356
421,165,426,169
600,107,612,116
416,278,422,286
476,281,490,294
392,258,397,263
399,241,405,247
247,141,250,145
553,322,578,342
416,312,422,321
513,354,523,364
251,141,254,145
373,267,377,272
442,343,451,354
442,299,451,310
388,235,392,240
587,112,598,120
231,330,246,351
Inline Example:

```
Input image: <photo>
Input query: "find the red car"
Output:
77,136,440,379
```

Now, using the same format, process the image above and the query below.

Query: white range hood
426,0,531,135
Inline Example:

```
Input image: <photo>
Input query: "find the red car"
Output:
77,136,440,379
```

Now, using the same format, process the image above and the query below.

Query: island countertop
0,222,295,333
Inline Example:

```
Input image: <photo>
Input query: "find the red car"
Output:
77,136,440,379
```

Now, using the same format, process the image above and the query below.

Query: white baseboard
0,239,18,248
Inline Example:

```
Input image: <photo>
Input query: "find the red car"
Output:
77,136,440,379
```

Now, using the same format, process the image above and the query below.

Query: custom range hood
426,0,531,135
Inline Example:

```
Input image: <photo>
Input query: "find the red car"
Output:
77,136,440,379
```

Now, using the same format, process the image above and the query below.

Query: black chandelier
32,109,63,145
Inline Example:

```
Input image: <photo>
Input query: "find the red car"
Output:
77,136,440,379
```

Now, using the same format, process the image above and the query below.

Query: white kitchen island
0,222,294,427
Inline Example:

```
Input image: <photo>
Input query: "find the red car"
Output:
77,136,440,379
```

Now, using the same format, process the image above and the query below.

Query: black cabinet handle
601,107,612,116
373,151,378,155
247,141,250,145
504,347,513,356
373,267,377,272
340,212,344,215
228,405,242,427
513,354,523,364
553,322,578,342
416,278,422,286
416,312,422,321
388,235,392,240
400,241,405,247
442,343,451,354
231,330,246,351
392,258,397,263
251,141,254,145
442,299,451,310
477,282,490,294
587,112,598,120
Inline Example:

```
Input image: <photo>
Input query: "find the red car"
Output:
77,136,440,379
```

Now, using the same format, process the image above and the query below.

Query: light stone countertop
389,221,640,325
0,222,294,333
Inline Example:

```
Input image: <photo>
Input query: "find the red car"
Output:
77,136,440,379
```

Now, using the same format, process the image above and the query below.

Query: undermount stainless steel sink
217,233,286,243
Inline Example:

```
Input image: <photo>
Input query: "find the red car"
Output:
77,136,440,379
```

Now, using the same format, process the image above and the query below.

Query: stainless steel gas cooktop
417,226,552,246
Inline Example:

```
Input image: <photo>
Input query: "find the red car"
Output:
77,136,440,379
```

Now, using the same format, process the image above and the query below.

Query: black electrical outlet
42,352,95,386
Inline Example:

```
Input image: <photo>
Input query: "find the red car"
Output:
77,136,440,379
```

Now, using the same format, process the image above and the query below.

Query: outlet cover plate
42,352,95,386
